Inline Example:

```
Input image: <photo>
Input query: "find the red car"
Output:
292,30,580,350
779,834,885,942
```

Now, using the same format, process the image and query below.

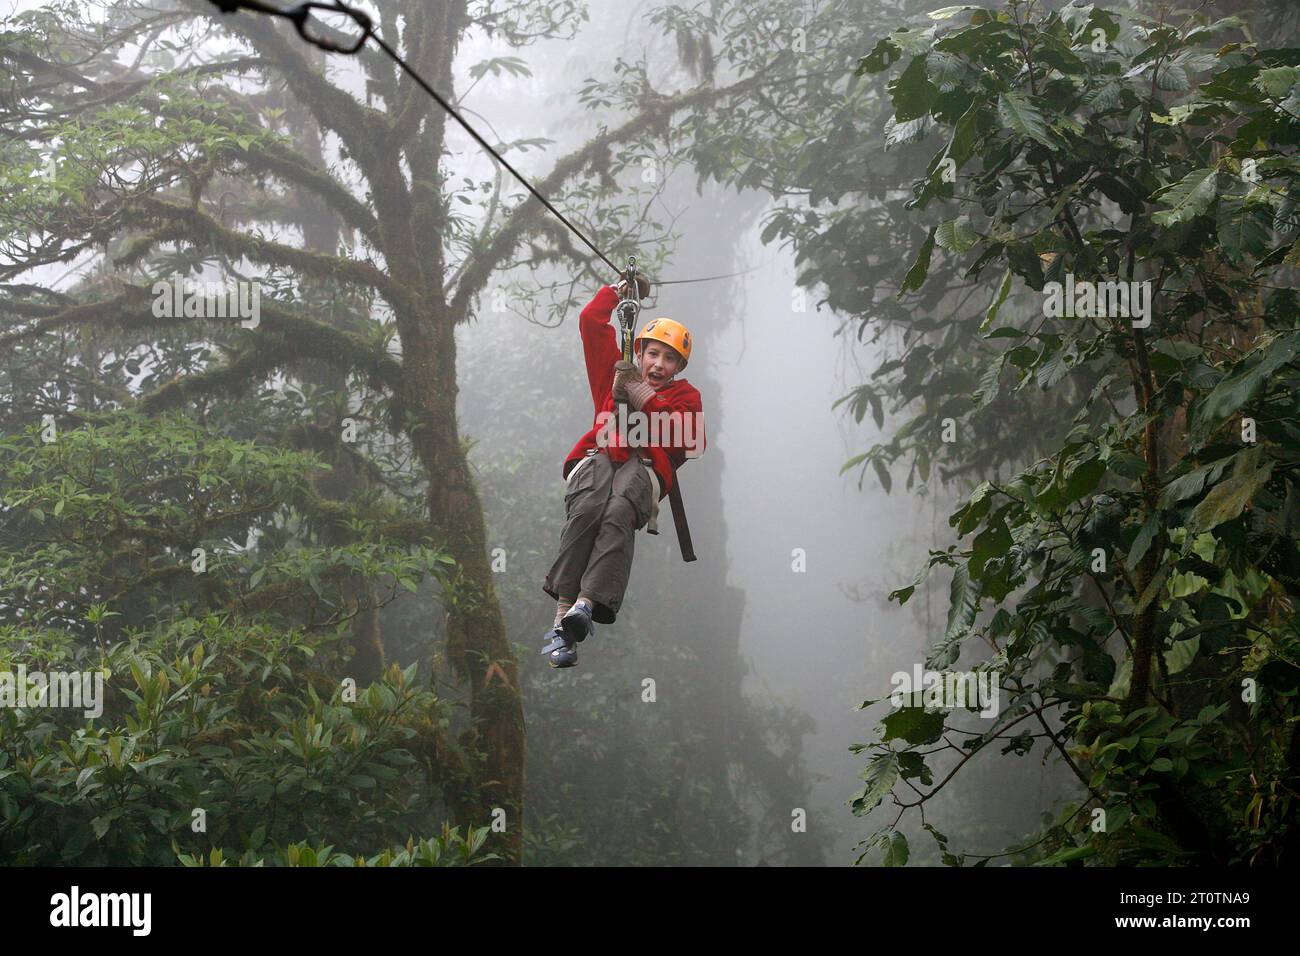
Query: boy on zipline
540,277,705,668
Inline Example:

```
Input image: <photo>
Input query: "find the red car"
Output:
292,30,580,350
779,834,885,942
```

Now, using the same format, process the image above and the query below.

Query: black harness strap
667,475,696,562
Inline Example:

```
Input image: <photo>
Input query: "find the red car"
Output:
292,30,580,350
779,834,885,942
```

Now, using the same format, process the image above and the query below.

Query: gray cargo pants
542,449,658,624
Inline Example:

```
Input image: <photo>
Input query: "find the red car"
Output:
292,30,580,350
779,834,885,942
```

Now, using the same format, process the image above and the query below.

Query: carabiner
615,256,642,332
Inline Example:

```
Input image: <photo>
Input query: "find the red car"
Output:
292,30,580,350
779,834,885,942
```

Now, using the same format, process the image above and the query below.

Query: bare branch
447,70,777,320
122,196,407,309
140,327,401,414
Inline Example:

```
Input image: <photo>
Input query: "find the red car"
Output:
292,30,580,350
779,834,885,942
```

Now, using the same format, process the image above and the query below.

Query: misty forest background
2,0,1299,866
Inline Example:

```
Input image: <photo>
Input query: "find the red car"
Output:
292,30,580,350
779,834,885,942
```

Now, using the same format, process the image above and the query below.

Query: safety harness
615,257,696,562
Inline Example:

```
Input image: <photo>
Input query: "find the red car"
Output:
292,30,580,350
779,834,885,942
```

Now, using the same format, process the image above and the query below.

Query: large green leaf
1126,513,1159,569
1217,200,1271,263
928,5,982,20
981,267,1014,332
1253,66,1300,98
857,36,902,75
947,98,984,168
1194,331,1300,427
1163,634,1201,675
881,707,946,744
944,563,979,644
1037,843,1097,866
926,51,969,92
973,354,1005,408
885,115,932,147
997,91,1055,147
898,226,937,296
1189,461,1273,532
934,215,978,253
1151,167,1218,227
1158,459,1228,509
889,54,938,121
850,752,901,816
970,518,1012,577
883,830,910,866
1062,456,1106,503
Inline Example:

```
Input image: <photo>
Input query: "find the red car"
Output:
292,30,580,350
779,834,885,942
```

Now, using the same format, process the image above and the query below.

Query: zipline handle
291,2,372,55
209,1,373,54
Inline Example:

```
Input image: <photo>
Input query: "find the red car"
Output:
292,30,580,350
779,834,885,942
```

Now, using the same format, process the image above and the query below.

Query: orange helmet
634,317,693,370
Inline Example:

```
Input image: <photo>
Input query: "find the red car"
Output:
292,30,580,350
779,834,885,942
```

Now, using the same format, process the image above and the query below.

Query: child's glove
615,276,651,299
612,360,638,402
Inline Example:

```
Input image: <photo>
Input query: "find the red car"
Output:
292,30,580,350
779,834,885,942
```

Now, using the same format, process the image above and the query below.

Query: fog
0,0,1080,866
450,1,1075,863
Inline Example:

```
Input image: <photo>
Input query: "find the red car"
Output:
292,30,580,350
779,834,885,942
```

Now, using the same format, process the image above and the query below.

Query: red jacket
563,285,705,497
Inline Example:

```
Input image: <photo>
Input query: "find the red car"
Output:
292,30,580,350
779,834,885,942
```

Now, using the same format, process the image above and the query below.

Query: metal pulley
615,256,643,362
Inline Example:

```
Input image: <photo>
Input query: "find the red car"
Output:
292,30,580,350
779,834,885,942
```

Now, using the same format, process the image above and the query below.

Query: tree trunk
403,311,525,863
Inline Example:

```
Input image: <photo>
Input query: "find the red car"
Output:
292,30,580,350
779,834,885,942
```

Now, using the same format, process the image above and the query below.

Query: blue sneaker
540,627,578,668
560,600,595,644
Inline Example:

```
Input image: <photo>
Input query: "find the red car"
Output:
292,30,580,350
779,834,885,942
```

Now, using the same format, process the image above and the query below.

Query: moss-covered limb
188,83,384,246
386,5,432,143
1,286,402,412
125,196,407,310
7,4,190,88
529,218,610,285
388,2,462,151
38,362,135,409
16,44,379,248
0,284,75,305
0,285,154,351
235,564,348,617
138,340,292,414
444,70,776,320
240,137,382,245
9,55,269,128
0,298,65,319
3,41,115,95
233,313,398,387
0,228,107,284
364,5,407,110
234,561,412,630
182,0,389,180
280,484,435,551
103,561,220,608
142,361,403,466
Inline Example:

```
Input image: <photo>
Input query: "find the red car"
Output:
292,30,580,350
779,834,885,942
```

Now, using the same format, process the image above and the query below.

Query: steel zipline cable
205,0,758,289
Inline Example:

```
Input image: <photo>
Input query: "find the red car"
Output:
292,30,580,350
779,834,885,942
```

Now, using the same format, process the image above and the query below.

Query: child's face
638,341,683,388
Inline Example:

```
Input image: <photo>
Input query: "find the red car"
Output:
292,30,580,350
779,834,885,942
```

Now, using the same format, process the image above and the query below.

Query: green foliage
835,2,1300,865
0,0,830,868
176,826,496,867
0,622,460,865
0,412,454,636
0,412,474,865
